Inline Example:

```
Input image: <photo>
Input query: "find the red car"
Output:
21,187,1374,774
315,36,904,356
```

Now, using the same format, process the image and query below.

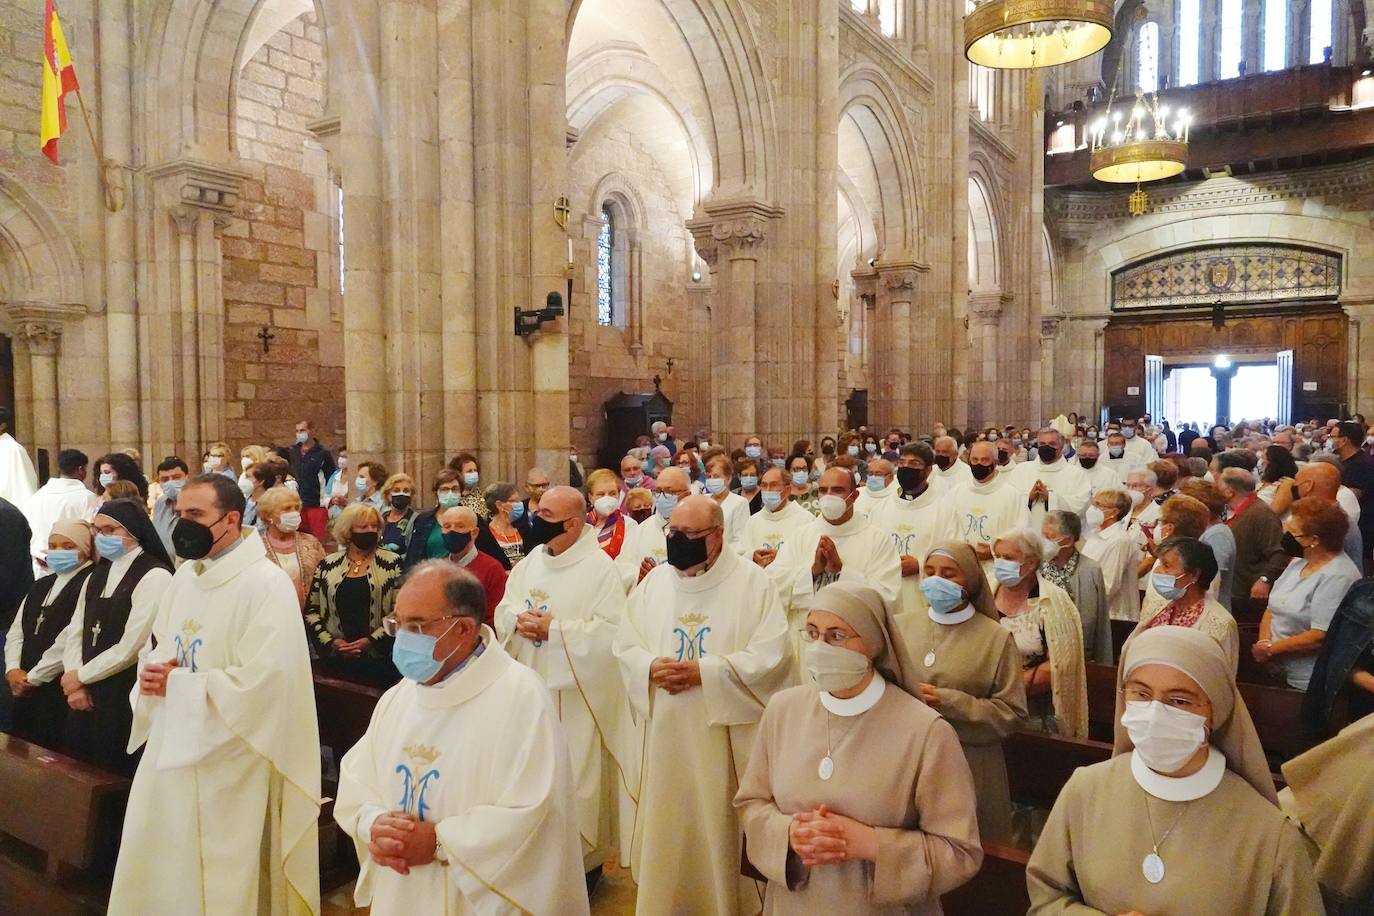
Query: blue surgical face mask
463,471,480,488
704,477,726,495
99,472,115,488
510,501,525,520
739,475,758,490
791,471,809,488
161,479,184,501
654,492,679,520
771,458,785,469
624,474,643,487
95,534,129,561
866,476,887,492
391,619,462,683
761,491,782,511
744,446,763,459
920,575,966,614
847,445,860,457
295,431,309,444
993,558,1026,586
1151,570,1189,602
865,442,878,454
46,549,82,574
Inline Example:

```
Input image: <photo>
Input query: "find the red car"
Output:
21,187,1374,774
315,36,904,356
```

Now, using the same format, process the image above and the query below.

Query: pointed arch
0,175,84,307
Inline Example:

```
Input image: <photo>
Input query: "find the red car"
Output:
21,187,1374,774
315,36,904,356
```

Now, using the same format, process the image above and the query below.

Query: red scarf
588,510,627,558
1226,494,1258,526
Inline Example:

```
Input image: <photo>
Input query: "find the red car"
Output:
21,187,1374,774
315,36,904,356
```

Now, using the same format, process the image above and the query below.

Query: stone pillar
4,302,83,462
967,291,1007,430
101,0,137,448
877,261,924,432
1039,316,1061,425
1342,301,1374,410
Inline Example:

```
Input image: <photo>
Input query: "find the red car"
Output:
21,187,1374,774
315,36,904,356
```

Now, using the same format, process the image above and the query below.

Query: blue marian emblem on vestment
174,621,204,672
672,613,711,661
892,528,918,556
961,511,991,543
396,744,442,822
526,588,551,648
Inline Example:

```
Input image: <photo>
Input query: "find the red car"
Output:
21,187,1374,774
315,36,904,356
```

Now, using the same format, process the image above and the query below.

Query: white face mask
241,456,253,469
593,495,619,518
1121,699,1208,773
819,494,849,521
277,511,302,533
238,477,255,498
1085,505,1106,529
1128,489,1146,507
804,640,871,693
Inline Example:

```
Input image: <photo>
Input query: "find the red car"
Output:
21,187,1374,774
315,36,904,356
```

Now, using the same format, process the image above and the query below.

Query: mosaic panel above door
1112,245,1341,311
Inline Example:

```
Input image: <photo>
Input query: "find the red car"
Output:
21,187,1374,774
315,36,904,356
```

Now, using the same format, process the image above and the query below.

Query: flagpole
71,86,112,209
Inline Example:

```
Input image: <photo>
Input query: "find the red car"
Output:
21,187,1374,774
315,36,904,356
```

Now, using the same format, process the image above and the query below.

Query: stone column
877,261,924,432
101,0,138,448
1342,301,1374,409
4,302,83,463
967,291,1007,430
1039,316,1061,425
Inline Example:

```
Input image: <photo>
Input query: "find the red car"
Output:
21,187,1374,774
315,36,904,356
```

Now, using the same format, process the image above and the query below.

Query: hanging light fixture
1086,15,1191,214
964,0,1115,69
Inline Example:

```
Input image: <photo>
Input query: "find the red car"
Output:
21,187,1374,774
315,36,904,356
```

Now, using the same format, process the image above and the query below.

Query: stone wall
221,11,344,449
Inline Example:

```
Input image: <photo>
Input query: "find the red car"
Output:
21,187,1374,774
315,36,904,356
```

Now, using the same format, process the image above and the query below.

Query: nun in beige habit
1027,625,1323,915
735,582,982,914
1280,714,1374,913
895,541,1027,844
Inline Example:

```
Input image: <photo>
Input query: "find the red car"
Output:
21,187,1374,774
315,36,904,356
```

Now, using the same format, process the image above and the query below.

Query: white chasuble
615,550,792,916
494,526,635,868
1009,457,1091,525
943,475,1028,579
109,529,320,916
615,513,669,593
742,500,814,559
0,431,37,505
868,486,953,615
334,629,589,916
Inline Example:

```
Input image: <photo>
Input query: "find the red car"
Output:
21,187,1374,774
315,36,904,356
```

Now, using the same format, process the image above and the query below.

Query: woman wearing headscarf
989,528,1088,739
4,519,98,748
1027,626,1322,914
898,541,1027,843
1280,714,1374,913
735,582,982,914
59,498,174,775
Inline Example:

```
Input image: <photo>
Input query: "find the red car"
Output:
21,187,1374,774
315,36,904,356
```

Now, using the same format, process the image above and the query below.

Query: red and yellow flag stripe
40,0,80,164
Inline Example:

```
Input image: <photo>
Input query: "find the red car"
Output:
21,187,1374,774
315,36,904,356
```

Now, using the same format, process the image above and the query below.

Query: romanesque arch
836,63,922,254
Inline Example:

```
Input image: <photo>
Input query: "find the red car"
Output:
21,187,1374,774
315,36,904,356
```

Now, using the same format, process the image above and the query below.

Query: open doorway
1161,353,1284,429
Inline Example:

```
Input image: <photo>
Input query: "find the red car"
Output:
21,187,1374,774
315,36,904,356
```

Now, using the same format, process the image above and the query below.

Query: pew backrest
941,841,1031,915
314,674,385,759
1004,730,1112,811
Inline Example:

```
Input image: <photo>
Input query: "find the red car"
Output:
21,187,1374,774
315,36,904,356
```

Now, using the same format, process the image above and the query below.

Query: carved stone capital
147,157,250,215
968,290,1008,323
1040,316,1062,339
877,260,929,297
5,300,84,357
687,198,784,262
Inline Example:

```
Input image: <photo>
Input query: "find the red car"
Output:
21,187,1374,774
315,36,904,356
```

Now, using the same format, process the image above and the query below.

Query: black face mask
666,529,709,571
628,506,654,524
351,531,380,552
934,455,953,471
442,530,472,554
970,463,995,482
171,515,229,561
390,494,412,512
896,465,926,492
1281,531,1305,558
997,450,1011,466
1037,445,1059,464
1079,456,1098,470
525,513,569,550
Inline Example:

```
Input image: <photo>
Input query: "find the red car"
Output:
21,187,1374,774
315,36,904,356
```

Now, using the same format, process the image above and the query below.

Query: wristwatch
433,833,449,866
1259,576,1271,584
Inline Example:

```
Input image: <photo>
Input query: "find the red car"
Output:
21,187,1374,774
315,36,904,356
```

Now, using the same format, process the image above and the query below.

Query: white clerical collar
1130,746,1225,801
928,602,976,625
822,513,866,535
819,674,885,716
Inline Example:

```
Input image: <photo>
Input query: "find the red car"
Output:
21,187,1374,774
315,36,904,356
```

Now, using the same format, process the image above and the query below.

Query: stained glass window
1138,22,1160,93
597,205,613,327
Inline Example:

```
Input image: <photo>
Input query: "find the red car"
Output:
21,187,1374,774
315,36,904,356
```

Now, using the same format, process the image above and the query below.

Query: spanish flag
40,0,80,164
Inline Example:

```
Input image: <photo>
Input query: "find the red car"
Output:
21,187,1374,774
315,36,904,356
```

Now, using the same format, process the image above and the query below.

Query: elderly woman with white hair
990,527,1088,739
1082,487,1143,622
1027,626,1322,914
735,582,982,913
1039,509,1113,664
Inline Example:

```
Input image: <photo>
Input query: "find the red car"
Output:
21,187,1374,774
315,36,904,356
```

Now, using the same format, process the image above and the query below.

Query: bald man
854,457,896,517
495,486,633,881
942,440,1026,576
614,495,790,915
438,506,507,627
615,466,691,592
1296,463,1365,567
932,436,973,486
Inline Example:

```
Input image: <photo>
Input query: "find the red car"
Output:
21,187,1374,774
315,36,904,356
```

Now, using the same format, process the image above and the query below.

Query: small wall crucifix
258,325,276,354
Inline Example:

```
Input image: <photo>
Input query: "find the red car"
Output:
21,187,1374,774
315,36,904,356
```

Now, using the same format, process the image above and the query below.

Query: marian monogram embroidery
525,589,551,648
892,527,918,556
672,613,711,661
175,620,204,672
961,512,991,543
396,744,442,822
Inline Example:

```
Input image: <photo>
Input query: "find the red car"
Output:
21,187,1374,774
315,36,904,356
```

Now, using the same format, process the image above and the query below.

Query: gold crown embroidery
527,588,550,602
677,612,708,628
403,743,441,765
181,620,203,636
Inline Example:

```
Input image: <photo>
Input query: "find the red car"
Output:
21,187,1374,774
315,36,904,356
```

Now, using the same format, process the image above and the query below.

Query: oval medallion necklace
818,709,860,781
1140,793,1192,884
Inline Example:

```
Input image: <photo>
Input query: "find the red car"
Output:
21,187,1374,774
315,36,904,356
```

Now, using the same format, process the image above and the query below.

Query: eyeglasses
802,626,860,647
1120,686,1207,713
382,614,459,637
666,525,718,539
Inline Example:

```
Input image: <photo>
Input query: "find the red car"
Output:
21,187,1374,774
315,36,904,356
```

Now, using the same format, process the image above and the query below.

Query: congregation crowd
0,404,1372,915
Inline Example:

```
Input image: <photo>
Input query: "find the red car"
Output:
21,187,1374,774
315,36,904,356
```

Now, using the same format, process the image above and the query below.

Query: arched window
1219,0,1243,78
878,0,897,36
1309,0,1333,63
596,205,614,327
1263,0,1287,71
1177,0,1201,86
336,180,345,295
1137,22,1160,92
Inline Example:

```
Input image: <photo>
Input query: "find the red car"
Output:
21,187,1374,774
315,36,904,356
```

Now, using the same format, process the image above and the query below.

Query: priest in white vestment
336,562,588,916
1102,431,1141,482
869,443,951,615
1074,440,1123,500
743,467,815,570
495,485,634,875
853,459,896,517
931,436,973,488
1008,428,1090,528
21,449,97,568
0,407,37,505
1121,422,1157,467
943,441,1027,579
615,467,692,592
109,475,321,916
615,495,792,915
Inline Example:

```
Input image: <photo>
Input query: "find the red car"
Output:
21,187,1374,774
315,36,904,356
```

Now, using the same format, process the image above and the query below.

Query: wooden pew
1110,618,1136,660
314,673,385,759
0,735,130,880
1004,731,1112,811
942,841,1031,915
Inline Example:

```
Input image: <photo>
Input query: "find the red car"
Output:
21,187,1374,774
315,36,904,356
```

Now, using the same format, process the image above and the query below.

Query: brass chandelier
964,0,1115,69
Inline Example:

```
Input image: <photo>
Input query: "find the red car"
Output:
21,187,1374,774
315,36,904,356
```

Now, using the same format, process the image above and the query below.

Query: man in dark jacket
1219,467,1289,620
